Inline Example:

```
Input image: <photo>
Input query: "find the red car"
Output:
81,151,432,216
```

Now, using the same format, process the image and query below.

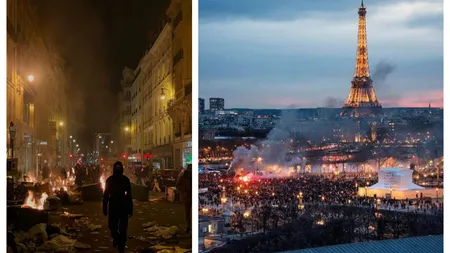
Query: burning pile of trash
21,191,48,210
47,175,83,205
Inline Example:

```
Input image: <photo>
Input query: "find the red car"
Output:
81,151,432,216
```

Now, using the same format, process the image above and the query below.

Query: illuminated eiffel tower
341,0,381,117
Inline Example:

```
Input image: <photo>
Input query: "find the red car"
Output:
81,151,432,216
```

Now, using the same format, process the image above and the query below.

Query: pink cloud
380,90,443,108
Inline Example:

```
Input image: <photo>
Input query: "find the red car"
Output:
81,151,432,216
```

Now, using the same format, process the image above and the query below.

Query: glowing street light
59,121,64,127
70,135,72,139
160,87,171,100
73,139,76,143
27,75,35,82
124,127,129,132
76,144,79,147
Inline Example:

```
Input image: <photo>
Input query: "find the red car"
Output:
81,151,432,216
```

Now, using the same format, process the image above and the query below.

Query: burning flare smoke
22,191,48,210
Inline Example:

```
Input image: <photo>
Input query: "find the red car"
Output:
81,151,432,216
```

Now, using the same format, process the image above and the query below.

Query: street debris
37,235,76,252
60,211,83,218
74,241,92,249
142,221,158,228
151,245,190,253
88,224,102,231
142,221,179,239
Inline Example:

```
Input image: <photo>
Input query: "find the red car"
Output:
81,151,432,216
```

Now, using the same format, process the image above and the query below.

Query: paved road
48,194,191,253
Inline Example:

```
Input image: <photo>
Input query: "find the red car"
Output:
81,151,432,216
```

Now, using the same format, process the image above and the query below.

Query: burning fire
24,174,37,183
51,177,70,193
100,175,106,191
22,191,48,210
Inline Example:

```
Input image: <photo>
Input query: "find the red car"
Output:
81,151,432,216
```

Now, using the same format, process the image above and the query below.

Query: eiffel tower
341,0,382,117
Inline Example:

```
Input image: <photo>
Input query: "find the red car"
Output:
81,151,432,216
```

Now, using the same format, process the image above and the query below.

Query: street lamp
70,135,73,139
73,139,76,143
125,127,129,132
59,121,64,127
160,88,166,100
27,75,35,82
160,87,171,100
76,144,79,147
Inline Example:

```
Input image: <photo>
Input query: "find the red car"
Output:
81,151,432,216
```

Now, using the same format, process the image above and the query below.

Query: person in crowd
75,164,83,187
176,164,192,233
42,161,50,180
103,161,133,253
152,177,161,192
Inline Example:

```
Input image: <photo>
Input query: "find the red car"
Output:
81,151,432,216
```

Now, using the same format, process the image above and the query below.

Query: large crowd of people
199,172,443,238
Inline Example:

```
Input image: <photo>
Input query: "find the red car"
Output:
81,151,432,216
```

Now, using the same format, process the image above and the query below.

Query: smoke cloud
324,97,345,108
372,60,398,107
229,108,301,176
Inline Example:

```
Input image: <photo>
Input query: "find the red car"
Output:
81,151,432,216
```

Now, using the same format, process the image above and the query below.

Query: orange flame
51,177,70,193
100,175,106,191
22,191,48,210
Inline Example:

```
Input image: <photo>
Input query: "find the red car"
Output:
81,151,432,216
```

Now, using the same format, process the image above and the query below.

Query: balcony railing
173,49,184,67
173,11,182,30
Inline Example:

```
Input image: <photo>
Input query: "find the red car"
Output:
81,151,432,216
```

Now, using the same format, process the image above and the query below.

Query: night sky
199,0,443,109
33,0,168,150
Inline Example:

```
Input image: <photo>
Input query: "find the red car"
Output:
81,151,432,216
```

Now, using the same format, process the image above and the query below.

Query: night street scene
198,1,443,252
7,0,192,252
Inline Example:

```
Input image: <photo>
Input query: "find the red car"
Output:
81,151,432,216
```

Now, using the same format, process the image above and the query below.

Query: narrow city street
48,193,191,252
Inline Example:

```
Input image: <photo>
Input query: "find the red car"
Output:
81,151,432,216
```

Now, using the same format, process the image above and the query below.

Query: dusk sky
199,0,443,109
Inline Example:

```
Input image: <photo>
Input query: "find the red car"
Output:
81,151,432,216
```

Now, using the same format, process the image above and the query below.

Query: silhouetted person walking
177,164,192,233
103,161,133,252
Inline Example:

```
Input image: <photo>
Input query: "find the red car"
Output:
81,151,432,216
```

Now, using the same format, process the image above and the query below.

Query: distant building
118,67,134,155
199,98,205,114
210,98,225,112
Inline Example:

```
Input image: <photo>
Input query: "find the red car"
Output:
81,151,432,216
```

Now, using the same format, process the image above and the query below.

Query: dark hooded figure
176,164,192,233
103,161,133,252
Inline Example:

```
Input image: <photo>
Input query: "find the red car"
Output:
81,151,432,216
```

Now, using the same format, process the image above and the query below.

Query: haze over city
199,0,443,109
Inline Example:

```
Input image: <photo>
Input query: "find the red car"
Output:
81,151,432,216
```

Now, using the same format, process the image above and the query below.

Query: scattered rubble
151,245,190,253
11,223,91,253
88,224,102,231
26,223,48,243
141,221,179,239
37,235,76,252
74,241,92,249
142,221,158,228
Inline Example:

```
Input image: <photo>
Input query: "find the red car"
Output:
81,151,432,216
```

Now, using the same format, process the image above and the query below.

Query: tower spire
341,1,381,117
355,0,369,77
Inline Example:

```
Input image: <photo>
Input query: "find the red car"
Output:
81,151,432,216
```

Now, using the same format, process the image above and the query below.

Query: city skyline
199,0,443,109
